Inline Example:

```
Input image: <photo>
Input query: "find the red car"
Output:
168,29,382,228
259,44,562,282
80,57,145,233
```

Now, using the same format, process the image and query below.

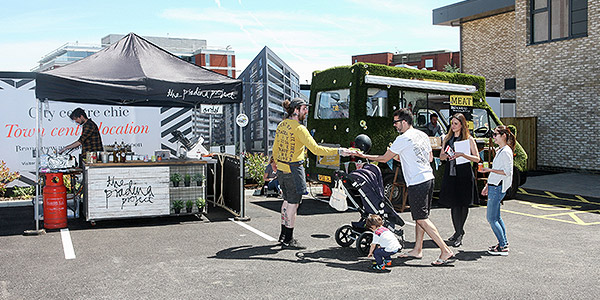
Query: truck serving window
315,89,350,119
366,88,388,117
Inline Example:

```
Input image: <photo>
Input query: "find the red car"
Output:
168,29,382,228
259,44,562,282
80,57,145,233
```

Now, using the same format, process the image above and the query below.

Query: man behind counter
59,108,103,161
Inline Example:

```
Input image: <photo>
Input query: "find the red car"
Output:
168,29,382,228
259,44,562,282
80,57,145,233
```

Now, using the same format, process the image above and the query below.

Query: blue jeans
373,247,397,265
267,179,280,192
486,184,508,247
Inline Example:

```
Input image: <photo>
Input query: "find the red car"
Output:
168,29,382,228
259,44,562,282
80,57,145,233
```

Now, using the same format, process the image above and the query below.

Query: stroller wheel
356,231,373,256
335,225,355,247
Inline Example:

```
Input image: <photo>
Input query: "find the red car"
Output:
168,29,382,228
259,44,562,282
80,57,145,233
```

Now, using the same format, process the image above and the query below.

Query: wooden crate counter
84,160,212,222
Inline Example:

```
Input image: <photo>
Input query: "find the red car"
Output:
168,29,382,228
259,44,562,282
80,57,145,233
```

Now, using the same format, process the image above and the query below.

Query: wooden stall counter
84,159,216,222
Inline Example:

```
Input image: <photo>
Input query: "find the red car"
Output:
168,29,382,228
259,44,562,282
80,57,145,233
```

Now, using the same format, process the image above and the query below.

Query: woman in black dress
438,113,480,247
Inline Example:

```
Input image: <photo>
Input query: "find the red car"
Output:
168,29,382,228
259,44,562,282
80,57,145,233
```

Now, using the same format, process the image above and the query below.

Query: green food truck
305,63,527,205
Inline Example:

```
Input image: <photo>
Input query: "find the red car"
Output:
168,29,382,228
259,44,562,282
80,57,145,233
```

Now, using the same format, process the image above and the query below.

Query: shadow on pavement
0,204,234,236
211,242,462,272
453,250,488,262
0,206,36,237
251,197,355,216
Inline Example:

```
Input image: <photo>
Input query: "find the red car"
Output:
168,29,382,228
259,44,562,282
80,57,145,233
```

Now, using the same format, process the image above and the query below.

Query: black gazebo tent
31,33,245,232
36,33,242,106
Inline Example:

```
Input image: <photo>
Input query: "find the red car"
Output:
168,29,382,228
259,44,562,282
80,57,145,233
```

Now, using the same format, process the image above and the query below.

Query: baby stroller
333,164,405,256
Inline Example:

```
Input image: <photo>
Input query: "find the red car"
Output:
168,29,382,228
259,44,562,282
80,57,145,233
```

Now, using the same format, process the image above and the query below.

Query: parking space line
575,195,591,203
60,229,76,260
501,207,600,226
518,189,600,206
230,218,277,242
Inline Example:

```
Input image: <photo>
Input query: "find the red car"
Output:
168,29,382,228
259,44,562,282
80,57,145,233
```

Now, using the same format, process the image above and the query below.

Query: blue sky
0,0,460,82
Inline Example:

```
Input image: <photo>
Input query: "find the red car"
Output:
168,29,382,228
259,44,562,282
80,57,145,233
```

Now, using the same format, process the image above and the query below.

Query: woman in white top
480,125,515,256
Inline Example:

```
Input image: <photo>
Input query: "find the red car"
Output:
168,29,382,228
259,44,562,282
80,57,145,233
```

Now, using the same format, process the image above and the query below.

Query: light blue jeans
486,184,508,247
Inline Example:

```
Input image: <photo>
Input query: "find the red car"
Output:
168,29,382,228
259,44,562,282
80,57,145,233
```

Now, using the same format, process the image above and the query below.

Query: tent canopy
35,33,242,107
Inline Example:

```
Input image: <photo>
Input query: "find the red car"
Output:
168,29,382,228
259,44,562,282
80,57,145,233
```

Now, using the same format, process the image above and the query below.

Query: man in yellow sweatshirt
273,97,353,249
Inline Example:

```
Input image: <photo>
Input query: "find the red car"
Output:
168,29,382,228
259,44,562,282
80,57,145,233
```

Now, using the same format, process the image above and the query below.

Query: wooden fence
501,117,537,171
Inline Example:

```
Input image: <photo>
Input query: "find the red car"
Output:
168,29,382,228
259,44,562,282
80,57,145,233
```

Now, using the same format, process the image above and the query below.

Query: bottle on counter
120,141,127,163
113,142,119,163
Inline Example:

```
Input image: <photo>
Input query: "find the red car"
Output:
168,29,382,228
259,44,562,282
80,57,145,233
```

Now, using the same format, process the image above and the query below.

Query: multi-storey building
352,50,460,72
434,0,597,173
31,43,102,72
238,46,302,154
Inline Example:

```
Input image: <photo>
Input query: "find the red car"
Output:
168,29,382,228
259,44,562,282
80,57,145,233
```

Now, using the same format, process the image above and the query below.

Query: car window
315,89,350,119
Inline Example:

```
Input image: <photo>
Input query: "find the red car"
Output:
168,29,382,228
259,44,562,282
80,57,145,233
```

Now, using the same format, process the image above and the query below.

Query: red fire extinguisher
43,173,67,229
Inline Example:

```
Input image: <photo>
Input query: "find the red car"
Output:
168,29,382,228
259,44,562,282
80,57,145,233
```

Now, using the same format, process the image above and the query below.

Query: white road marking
230,218,277,242
0,281,10,298
60,228,76,260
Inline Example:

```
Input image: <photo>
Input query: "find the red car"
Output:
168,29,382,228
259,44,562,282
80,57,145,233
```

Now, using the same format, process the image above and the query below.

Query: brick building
434,0,599,173
352,50,460,72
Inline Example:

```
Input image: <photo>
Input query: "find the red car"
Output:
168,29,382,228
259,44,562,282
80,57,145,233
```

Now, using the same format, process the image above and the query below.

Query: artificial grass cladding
306,63,527,175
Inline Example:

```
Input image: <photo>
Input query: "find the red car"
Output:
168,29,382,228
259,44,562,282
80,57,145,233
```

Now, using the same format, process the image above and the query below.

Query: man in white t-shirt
356,108,455,266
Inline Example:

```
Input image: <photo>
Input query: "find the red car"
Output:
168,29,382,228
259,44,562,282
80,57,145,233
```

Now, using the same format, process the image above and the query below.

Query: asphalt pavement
1,172,599,299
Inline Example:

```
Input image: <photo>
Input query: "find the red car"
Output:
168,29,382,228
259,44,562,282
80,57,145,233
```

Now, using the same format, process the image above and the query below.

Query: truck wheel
383,174,403,210
505,167,520,199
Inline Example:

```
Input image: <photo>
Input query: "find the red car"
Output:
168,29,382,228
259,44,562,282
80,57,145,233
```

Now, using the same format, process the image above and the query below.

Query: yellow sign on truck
450,95,473,106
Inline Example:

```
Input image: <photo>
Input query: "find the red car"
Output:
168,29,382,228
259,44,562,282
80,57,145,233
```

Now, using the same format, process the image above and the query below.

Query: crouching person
367,214,401,272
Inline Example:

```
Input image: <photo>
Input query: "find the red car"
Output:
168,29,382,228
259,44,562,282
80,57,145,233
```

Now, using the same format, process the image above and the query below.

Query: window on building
504,78,516,90
425,59,434,68
227,55,232,67
205,54,210,66
530,0,587,44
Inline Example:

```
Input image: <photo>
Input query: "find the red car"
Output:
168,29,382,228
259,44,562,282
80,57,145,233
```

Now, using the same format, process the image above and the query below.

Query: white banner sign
0,78,161,179
200,104,223,114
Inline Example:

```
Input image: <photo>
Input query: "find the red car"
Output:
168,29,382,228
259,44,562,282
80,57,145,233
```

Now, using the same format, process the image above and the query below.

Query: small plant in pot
170,173,182,187
185,200,194,213
195,197,206,213
192,173,205,186
172,200,184,214
184,174,191,187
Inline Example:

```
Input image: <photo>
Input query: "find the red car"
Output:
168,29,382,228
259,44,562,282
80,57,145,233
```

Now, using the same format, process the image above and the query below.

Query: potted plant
192,173,205,186
185,200,194,213
184,174,191,187
195,197,206,213
170,173,182,187
172,200,184,214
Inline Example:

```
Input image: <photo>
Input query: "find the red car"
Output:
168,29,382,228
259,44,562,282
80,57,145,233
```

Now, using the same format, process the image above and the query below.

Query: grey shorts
407,179,434,220
277,171,303,204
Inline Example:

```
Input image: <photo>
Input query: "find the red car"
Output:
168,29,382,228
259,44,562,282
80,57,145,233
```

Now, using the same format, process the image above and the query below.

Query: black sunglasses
492,131,501,137
393,119,403,125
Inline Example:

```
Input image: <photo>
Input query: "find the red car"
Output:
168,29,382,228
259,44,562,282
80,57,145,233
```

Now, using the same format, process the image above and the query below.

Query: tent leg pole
236,102,249,221
25,98,45,236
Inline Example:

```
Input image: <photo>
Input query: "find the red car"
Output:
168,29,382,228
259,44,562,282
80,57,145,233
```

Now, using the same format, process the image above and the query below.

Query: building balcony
267,58,284,73
268,82,284,95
